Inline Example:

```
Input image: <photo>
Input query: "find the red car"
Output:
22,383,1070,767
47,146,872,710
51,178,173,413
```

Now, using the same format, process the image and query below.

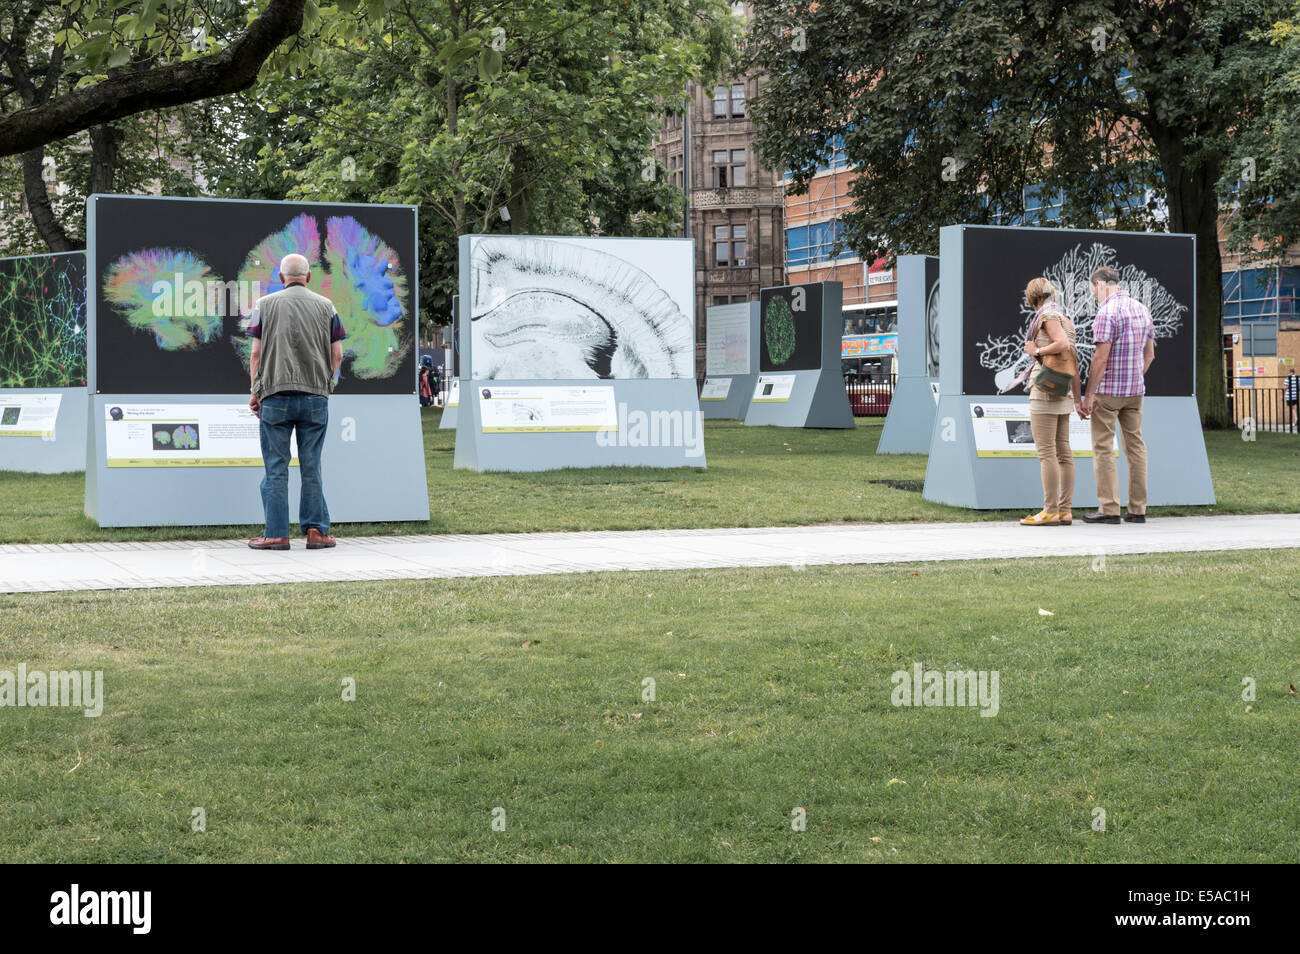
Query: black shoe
1123,513,1146,523
1083,512,1121,524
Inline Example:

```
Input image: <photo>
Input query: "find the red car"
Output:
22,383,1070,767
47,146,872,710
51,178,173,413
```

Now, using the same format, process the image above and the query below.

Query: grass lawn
2,549,1297,863
1,408,1297,545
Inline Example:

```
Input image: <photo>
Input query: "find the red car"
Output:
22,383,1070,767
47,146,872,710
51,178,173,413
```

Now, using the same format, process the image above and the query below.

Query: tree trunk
88,124,125,196
20,148,74,252
1154,131,1228,427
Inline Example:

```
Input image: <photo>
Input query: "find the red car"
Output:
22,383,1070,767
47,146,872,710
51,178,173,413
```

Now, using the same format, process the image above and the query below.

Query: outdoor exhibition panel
453,234,704,471
439,295,459,429
85,194,429,526
0,251,88,473
878,254,940,453
743,281,854,429
924,224,1214,509
700,300,759,419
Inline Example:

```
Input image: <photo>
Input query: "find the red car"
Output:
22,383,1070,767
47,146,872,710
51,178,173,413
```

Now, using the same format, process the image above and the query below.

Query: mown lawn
1,408,1297,544
2,549,1296,863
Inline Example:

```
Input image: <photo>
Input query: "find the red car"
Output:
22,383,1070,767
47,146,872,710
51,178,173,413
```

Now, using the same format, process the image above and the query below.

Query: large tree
0,0,307,157
215,0,737,325
747,0,1298,426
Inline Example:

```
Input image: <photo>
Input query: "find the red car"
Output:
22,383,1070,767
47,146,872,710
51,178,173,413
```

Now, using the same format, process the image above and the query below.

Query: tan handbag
1033,317,1077,397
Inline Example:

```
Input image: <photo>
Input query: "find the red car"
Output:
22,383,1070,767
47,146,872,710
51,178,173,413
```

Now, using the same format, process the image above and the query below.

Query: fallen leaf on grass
1290,684,1297,695
1245,706,1253,713
1038,608,1055,617
870,836,883,843
886,778,906,786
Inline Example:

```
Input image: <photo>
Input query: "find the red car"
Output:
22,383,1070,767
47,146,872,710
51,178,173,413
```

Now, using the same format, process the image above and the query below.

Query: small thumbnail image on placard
1,406,20,426
1005,420,1035,444
152,423,201,451
762,382,775,395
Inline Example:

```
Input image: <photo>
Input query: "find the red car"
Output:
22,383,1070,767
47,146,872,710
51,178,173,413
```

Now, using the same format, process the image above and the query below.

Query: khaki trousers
1091,395,1147,516
1029,411,1074,514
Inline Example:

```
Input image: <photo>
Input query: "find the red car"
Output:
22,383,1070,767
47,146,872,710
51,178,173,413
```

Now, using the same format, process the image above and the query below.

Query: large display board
701,301,759,419
760,283,823,372
878,255,940,454
0,252,89,473
454,234,704,471
744,282,854,429
85,195,429,527
924,224,1212,509
438,295,460,429
958,226,1194,396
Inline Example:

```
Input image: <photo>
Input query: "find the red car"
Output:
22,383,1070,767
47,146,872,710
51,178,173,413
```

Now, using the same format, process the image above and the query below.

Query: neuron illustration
103,248,222,350
976,242,1187,393
924,278,940,377
469,237,693,380
0,253,87,388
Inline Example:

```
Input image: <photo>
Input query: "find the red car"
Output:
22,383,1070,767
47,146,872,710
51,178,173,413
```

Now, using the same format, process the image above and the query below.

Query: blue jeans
259,392,330,538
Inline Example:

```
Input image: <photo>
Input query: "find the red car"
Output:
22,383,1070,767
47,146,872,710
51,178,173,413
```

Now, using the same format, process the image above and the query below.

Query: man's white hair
280,253,310,278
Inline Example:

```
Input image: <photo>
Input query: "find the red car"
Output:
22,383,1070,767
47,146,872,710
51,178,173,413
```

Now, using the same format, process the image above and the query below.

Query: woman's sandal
1019,510,1060,526
1056,511,1073,526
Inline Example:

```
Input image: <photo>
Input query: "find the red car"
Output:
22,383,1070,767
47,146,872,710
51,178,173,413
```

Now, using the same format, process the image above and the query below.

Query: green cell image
0,253,88,389
764,295,796,366
2,406,20,425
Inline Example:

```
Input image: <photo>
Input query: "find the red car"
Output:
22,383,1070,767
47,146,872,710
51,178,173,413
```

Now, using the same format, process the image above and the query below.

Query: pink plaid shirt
1092,290,1154,397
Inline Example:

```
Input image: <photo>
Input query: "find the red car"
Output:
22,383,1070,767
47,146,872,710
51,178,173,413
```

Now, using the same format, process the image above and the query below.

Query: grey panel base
744,370,855,428
86,393,430,527
699,374,758,419
877,376,938,454
438,404,458,428
454,378,706,472
922,395,1215,510
0,387,88,473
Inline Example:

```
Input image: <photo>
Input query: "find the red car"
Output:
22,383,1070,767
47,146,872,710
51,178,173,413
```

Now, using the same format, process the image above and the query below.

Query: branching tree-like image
747,0,1300,426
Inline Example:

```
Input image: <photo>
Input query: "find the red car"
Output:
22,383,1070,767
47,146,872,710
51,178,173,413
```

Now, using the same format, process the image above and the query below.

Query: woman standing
1019,278,1082,527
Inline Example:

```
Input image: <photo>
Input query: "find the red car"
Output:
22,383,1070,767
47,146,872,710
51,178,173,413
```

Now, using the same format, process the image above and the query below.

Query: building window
785,220,854,267
711,149,746,188
712,83,746,119
713,223,747,267
1223,266,1300,322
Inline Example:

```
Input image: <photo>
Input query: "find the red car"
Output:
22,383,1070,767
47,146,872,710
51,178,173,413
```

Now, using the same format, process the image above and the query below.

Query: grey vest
253,284,337,398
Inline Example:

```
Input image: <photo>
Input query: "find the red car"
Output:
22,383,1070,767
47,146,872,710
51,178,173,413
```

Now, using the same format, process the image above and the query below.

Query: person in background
419,366,433,407
1286,367,1298,433
247,252,344,550
1018,277,1081,527
1081,265,1155,524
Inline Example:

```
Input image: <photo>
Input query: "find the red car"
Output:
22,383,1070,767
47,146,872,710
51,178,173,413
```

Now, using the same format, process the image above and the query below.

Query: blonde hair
1024,277,1057,310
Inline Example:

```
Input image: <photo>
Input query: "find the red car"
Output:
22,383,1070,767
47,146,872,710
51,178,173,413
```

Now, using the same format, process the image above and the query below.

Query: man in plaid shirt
1081,265,1155,524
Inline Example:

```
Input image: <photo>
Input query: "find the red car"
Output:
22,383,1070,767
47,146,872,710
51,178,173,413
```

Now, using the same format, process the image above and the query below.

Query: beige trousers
1091,395,1147,516
1029,412,1074,514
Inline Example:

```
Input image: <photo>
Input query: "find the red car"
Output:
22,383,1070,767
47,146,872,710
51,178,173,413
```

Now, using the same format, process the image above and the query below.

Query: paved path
1,514,1296,594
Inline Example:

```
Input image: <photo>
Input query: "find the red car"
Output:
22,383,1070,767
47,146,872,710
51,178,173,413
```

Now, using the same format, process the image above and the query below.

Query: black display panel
92,196,417,394
924,256,940,378
760,282,824,372
960,227,1195,396
0,252,87,389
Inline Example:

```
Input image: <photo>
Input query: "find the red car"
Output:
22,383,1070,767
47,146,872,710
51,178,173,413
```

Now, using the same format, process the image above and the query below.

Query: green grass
2,549,1297,862
1,407,1297,544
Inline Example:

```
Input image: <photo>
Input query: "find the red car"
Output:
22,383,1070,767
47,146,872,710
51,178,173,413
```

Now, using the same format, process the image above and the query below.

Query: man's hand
1080,395,1093,417
1022,341,1037,357
1074,398,1088,420
249,393,260,418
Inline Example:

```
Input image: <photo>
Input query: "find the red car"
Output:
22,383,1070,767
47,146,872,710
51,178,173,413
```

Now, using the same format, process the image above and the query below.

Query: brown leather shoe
306,528,336,549
248,536,290,550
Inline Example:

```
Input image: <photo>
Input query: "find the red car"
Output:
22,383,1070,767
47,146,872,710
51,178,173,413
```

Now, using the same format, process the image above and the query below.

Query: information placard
700,378,732,402
968,402,1113,458
103,402,297,467
752,374,796,403
477,385,617,433
0,393,62,438
447,378,461,407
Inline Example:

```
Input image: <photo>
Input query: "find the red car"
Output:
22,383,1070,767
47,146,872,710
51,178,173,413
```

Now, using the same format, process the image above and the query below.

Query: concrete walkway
1,514,1296,594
